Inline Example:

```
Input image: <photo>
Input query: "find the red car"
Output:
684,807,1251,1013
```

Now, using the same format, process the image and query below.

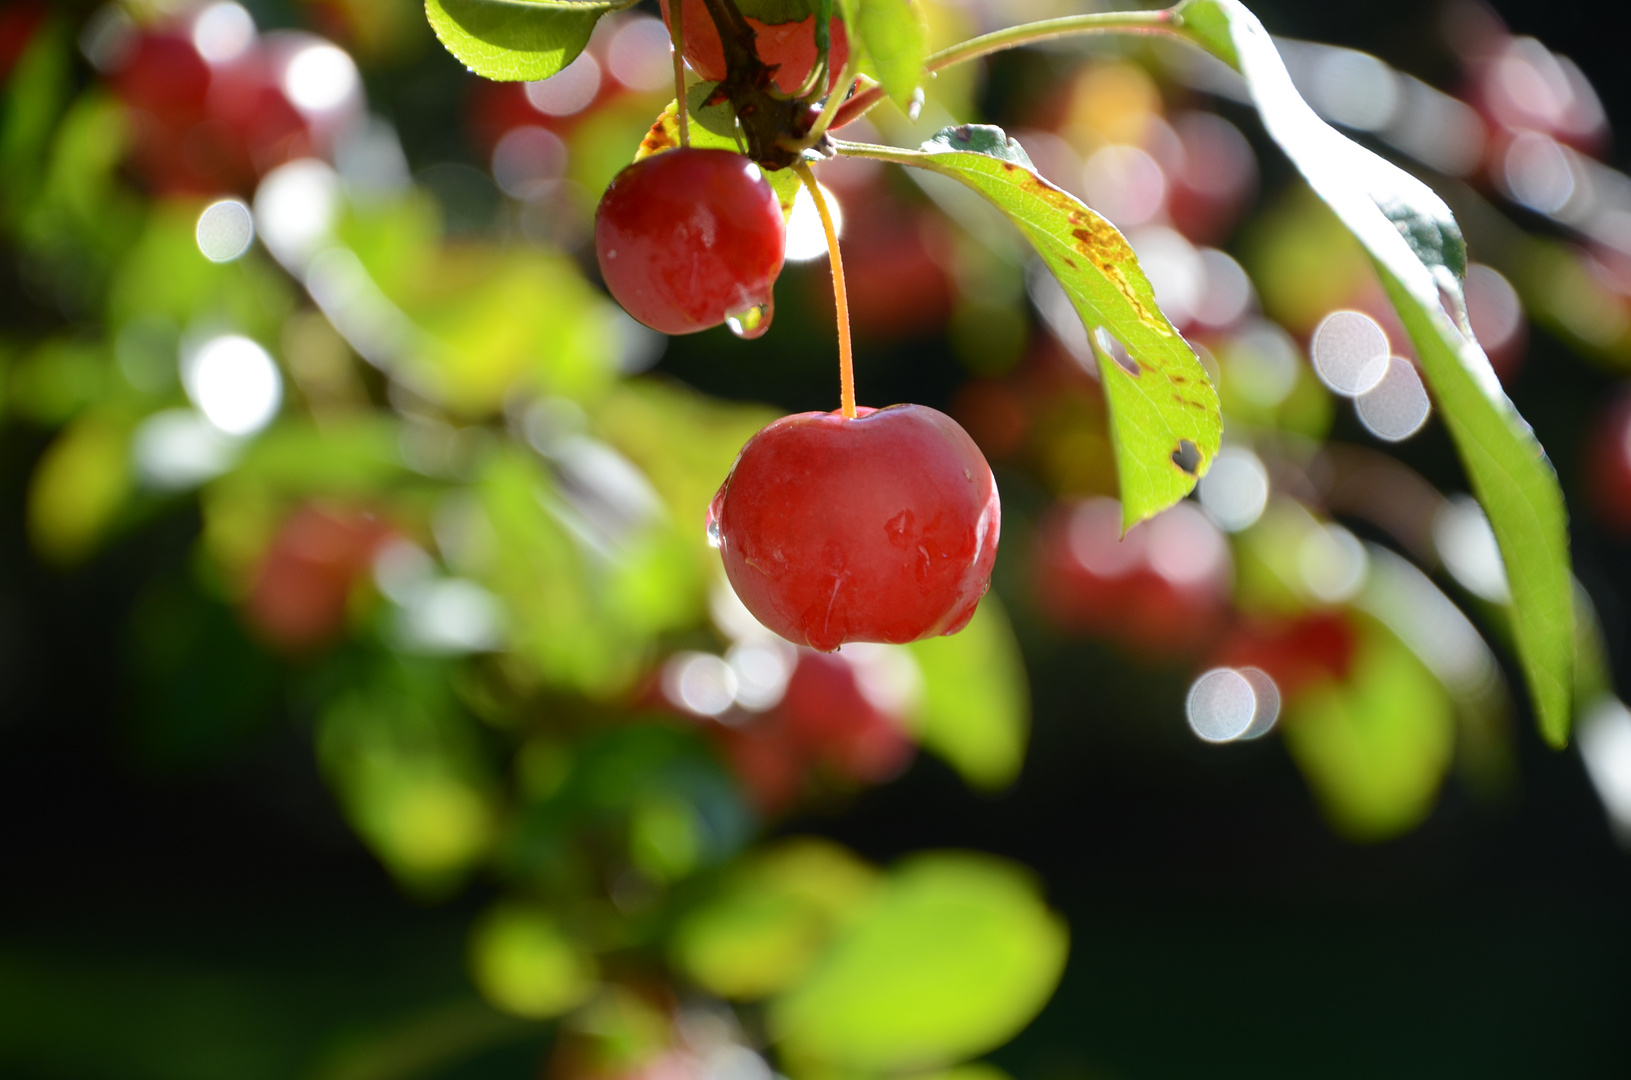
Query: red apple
710,404,1000,653
659,0,849,97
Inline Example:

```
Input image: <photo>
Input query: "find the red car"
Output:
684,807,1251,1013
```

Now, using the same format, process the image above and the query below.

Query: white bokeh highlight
192,1,255,64
183,335,283,437
195,199,255,262
1311,310,1390,396
1187,668,1258,743
784,182,842,263
1355,356,1431,442
1198,446,1269,533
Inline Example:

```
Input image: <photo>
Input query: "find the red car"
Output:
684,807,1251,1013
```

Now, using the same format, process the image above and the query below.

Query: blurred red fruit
1587,392,1631,536
106,19,356,197
1035,497,1232,657
1211,611,1358,699
779,652,914,784
0,1,46,83
1164,111,1258,245
244,505,392,653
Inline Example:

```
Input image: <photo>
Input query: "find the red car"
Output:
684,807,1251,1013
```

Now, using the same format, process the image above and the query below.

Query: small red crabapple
709,404,1000,653
595,148,786,334
658,0,850,96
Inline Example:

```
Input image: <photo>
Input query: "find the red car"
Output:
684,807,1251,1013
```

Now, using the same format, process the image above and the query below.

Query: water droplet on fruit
726,300,773,339
705,501,723,549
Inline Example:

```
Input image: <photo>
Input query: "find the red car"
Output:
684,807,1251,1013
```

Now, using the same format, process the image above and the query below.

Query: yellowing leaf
835,126,1221,527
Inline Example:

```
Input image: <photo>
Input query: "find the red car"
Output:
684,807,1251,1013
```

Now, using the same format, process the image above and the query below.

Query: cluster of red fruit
594,3,1000,656
100,4,359,197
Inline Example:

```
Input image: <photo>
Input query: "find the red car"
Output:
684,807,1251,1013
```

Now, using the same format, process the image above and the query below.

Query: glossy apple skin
595,148,785,334
711,404,1000,652
659,0,849,96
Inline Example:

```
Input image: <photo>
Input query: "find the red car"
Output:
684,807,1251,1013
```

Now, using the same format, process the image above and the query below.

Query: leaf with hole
1175,0,1573,746
835,125,1221,528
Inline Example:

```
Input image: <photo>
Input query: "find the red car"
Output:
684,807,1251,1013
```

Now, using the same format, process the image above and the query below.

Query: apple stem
670,0,690,147
795,161,854,419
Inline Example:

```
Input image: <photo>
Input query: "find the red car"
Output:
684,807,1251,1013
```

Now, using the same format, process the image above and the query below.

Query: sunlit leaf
671,838,879,1000
770,851,1067,1072
469,903,598,1019
906,596,1028,790
1282,615,1455,842
835,125,1221,527
425,0,638,82
317,655,497,896
1176,0,1573,745
382,246,618,416
846,0,928,109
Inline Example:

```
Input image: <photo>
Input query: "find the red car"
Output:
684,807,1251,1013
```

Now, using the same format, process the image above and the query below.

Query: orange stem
795,161,853,418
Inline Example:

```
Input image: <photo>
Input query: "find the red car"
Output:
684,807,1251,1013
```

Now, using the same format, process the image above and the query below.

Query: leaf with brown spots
833,124,1220,527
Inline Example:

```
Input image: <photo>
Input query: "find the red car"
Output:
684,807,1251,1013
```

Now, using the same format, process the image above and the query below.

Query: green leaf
770,852,1067,1072
851,0,928,108
425,0,637,81
469,903,599,1019
317,656,497,896
670,838,879,1000
1175,0,1574,745
1282,616,1455,842
835,126,1221,527
906,596,1029,790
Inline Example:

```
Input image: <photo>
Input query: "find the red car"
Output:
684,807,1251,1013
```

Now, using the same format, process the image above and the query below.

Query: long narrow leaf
1175,0,1574,744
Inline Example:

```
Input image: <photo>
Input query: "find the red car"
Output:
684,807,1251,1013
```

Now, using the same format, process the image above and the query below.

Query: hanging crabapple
709,404,1000,653
595,148,786,334
658,0,849,96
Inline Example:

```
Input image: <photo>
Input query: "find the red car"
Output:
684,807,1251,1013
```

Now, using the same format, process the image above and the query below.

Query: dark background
4,2,1631,1078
